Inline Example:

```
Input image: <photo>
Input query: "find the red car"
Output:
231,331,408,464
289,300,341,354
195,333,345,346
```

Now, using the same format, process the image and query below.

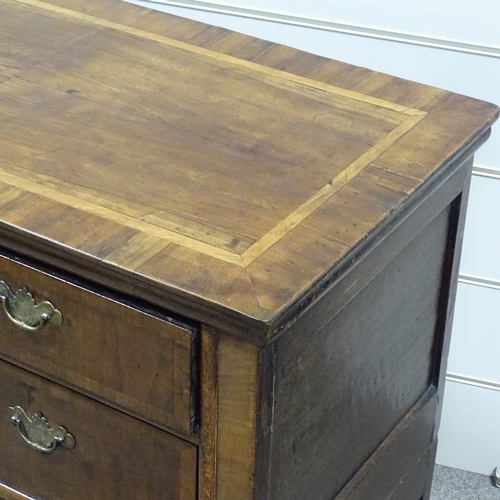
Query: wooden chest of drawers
0,1,498,499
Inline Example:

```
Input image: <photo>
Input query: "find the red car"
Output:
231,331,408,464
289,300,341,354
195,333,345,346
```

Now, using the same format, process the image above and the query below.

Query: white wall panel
436,381,500,475
128,1,500,169
460,175,500,280
448,283,500,382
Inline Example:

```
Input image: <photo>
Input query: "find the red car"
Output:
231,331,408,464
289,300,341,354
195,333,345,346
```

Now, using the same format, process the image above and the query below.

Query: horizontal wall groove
458,275,500,291
472,165,500,180
134,0,500,58
446,373,500,393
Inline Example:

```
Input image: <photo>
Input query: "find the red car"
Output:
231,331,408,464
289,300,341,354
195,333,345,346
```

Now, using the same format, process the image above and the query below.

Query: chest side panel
268,194,459,500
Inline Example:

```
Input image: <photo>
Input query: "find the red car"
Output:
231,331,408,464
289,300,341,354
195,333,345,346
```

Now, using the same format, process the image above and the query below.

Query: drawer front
0,358,197,500
0,254,197,435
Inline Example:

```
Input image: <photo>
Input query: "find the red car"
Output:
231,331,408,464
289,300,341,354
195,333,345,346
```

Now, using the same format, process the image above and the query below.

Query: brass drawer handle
0,280,62,332
7,406,76,453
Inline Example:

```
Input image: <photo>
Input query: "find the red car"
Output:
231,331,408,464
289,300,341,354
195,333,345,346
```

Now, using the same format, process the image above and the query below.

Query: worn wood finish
267,202,455,500
431,166,474,439
243,156,472,500
0,358,197,500
267,141,479,346
334,389,437,500
216,335,259,500
0,0,497,340
198,327,218,500
0,2,498,500
386,447,435,500
0,252,196,436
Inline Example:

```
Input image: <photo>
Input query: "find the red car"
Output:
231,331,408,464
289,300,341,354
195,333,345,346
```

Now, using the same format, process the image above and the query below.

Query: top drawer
0,252,197,436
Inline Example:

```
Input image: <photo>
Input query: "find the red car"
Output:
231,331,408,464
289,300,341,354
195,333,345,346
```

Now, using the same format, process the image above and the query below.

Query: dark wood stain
0,2,498,500
0,358,197,500
267,204,454,499
0,253,196,436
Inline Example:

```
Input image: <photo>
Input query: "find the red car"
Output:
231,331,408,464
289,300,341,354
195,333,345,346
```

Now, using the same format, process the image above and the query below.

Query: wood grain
0,4,498,500
386,447,435,500
0,0,421,265
0,0,436,115
0,252,197,436
240,112,426,266
334,389,436,500
268,204,454,499
216,335,258,500
0,0,497,335
431,159,474,441
0,358,197,500
335,388,437,500
198,327,218,500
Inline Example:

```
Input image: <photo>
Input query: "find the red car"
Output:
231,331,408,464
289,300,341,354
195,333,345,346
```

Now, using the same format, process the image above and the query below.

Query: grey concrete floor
431,465,500,500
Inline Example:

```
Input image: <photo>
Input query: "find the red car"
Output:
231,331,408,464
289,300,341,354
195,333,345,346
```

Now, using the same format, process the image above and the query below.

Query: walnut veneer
0,1,498,499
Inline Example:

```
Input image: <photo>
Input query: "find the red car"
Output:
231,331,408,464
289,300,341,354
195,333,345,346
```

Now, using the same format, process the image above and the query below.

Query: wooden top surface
1,0,498,338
